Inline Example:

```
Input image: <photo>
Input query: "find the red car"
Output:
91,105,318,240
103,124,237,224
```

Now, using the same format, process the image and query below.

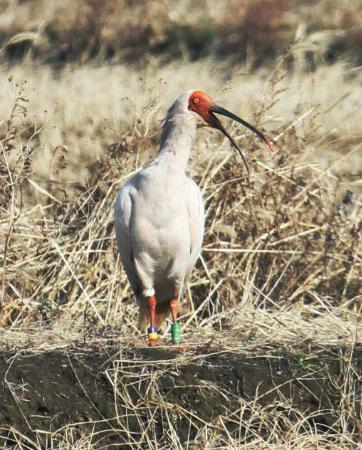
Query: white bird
115,90,272,345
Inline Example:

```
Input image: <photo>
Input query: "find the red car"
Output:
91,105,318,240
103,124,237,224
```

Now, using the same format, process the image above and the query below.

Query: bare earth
0,331,361,448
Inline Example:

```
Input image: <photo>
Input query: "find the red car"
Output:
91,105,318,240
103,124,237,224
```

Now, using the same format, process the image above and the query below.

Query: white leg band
143,288,155,297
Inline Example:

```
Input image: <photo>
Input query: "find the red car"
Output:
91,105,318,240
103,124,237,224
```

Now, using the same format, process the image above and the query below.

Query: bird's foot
168,342,189,351
147,337,161,346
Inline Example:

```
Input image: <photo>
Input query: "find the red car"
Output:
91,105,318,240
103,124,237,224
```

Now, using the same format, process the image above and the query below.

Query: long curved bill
209,104,273,175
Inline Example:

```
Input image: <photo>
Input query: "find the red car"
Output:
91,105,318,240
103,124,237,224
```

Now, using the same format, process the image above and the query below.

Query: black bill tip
210,104,273,151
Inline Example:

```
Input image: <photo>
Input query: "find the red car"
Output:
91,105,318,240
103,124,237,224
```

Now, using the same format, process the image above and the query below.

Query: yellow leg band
148,332,159,340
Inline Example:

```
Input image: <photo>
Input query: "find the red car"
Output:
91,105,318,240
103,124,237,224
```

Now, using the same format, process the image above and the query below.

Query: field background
0,0,361,448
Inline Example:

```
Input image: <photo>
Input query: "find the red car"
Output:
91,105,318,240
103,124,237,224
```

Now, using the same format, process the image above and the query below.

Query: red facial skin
188,90,275,176
188,90,274,152
188,91,222,129
188,91,212,122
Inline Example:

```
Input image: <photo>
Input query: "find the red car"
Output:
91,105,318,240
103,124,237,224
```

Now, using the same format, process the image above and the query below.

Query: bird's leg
170,292,182,344
170,299,179,322
147,295,160,346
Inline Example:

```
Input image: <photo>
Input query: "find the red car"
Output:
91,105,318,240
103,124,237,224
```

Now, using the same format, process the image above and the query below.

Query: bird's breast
131,179,190,260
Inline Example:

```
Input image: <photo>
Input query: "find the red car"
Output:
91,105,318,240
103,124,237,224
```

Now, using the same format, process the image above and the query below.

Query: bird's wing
114,185,139,294
186,178,205,275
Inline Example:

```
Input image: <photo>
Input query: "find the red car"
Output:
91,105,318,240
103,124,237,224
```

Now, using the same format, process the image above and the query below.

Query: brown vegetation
1,0,362,67
0,0,361,448
1,341,361,449
0,60,360,330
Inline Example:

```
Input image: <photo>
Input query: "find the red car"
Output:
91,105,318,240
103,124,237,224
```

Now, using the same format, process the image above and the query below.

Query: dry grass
0,57,361,448
1,0,362,67
0,58,361,331
0,1,361,446
0,328,361,449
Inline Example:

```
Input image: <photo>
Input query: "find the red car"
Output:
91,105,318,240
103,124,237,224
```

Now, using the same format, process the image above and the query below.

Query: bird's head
188,90,273,174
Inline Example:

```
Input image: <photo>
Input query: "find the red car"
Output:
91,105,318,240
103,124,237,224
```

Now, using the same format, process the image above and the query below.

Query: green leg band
171,323,182,344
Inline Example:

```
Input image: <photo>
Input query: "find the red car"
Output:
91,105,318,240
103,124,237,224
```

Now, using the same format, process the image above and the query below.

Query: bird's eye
193,97,200,104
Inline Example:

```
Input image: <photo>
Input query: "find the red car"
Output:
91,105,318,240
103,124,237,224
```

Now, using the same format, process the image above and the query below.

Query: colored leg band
171,323,182,344
148,326,159,341
148,332,159,340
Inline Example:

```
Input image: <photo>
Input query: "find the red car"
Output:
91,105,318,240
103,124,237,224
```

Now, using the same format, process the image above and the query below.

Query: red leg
148,295,157,327
147,295,160,346
170,299,179,323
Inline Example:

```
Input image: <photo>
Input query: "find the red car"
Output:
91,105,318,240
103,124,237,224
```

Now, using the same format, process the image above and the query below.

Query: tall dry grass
0,2,361,446
1,0,362,67
0,58,360,334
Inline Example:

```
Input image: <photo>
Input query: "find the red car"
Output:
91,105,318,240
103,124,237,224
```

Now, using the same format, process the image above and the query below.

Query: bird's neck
156,111,197,172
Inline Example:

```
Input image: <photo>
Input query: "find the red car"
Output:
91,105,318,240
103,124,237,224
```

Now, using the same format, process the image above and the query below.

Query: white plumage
115,91,204,334
114,90,272,344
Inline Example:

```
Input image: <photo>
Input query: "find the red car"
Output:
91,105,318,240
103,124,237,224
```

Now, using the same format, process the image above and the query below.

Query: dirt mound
1,340,361,448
